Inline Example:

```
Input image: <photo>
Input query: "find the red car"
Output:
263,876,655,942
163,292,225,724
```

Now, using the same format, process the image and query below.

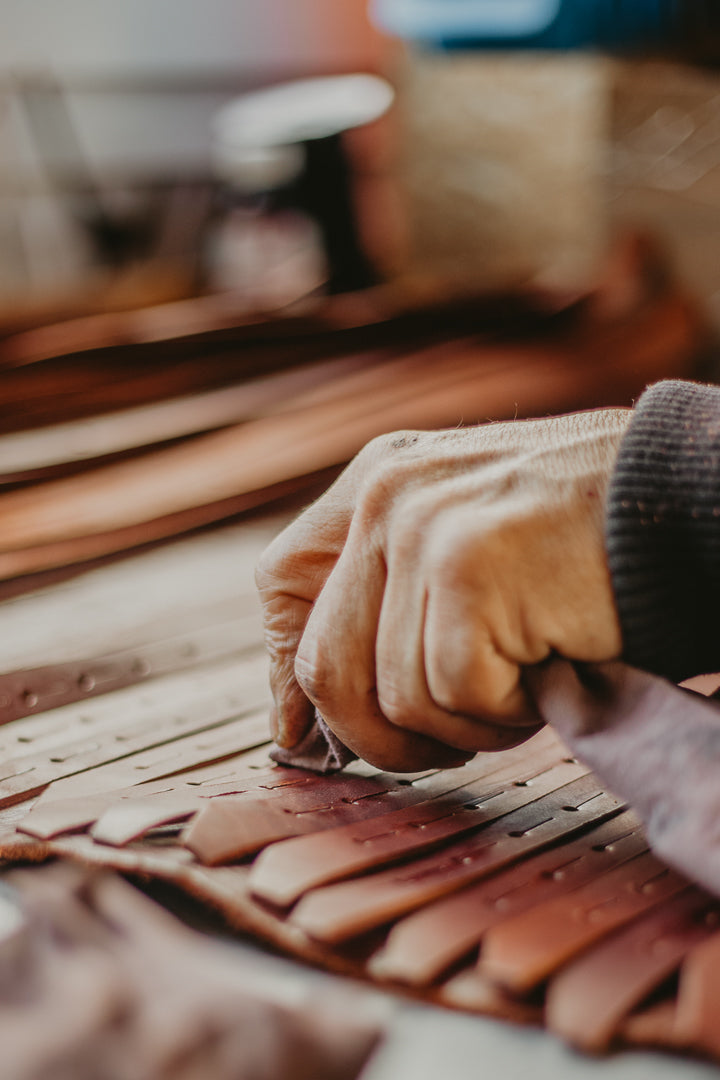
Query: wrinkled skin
255,408,632,772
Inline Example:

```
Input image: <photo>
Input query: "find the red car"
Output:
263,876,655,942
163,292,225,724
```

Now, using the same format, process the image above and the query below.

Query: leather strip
0,651,268,771
0,279,700,578
370,810,647,986
185,729,568,866
479,849,688,993
546,889,719,1052
0,615,258,726
7,655,270,812
250,757,587,907
619,1000,681,1051
14,708,270,818
19,760,326,840
182,775,413,864
439,969,543,1025
0,354,368,480
673,928,720,1059
290,776,623,944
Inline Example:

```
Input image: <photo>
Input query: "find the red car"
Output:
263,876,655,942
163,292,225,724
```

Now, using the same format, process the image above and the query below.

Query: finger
376,550,531,754
424,579,543,729
256,468,363,747
294,529,471,772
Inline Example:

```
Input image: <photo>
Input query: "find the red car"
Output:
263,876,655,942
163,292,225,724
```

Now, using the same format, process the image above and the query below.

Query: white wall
0,0,382,81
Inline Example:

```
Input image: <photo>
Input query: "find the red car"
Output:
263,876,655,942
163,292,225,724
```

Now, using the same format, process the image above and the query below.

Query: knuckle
254,550,278,592
361,429,423,462
432,678,468,715
376,680,417,729
254,530,294,590
354,457,432,536
425,528,469,589
293,648,331,707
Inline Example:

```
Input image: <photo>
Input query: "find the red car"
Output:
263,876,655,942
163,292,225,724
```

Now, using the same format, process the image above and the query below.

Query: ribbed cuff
606,380,720,682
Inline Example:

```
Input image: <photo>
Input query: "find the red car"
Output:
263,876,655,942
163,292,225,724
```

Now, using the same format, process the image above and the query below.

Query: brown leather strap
0,614,253,725
480,850,688,993
546,889,719,1052
289,776,623,944
250,756,587,907
183,775,416,864
370,810,647,986
673,929,720,1059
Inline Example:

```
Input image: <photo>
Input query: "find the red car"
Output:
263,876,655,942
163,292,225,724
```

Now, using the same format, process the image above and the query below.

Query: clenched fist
255,408,632,771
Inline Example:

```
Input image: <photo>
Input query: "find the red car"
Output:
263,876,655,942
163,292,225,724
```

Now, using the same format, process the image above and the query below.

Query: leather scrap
528,659,720,900
270,712,358,773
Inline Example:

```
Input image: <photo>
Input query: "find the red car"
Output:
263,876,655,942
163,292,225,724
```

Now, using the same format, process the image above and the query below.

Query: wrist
606,380,720,680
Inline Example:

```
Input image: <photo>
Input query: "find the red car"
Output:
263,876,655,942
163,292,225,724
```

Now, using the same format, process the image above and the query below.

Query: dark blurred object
0,862,381,1080
211,75,395,296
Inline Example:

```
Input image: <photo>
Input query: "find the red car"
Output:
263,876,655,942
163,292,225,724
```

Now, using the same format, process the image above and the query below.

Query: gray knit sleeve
606,380,720,682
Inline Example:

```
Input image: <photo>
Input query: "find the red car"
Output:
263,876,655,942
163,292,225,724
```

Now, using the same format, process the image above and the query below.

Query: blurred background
2,0,720,331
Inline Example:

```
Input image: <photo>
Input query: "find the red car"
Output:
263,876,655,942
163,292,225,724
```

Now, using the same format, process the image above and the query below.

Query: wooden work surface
0,509,714,1078
0,238,712,1074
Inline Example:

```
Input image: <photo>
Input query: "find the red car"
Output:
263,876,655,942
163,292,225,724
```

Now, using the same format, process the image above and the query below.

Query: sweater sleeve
606,380,720,682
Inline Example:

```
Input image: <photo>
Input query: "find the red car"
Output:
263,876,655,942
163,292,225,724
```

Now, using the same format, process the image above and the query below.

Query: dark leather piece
528,659,720,900
270,713,358,772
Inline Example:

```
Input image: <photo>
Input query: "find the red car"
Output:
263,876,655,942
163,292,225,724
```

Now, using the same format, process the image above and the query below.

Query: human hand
255,408,632,771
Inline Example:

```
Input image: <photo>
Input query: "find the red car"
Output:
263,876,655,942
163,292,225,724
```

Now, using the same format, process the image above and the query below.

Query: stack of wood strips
0,234,704,586
0,519,718,1064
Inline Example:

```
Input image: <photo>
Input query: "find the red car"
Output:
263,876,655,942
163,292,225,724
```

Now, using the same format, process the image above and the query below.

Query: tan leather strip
100,773,393,852
0,475,319,581
250,757,588,907
619,1000,682,1051
0,354,368,479
290,777,623,944
15,709,270,818
480,850,688,993
439,969,543,1025
673,929,720,1059
7,670,270,814
0,651,269,768
182,775,415,864
0,615,259,725
370,810,647,986
546,889,718,1052
89,793,201,847
19,757,317,841
184,733,568,866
